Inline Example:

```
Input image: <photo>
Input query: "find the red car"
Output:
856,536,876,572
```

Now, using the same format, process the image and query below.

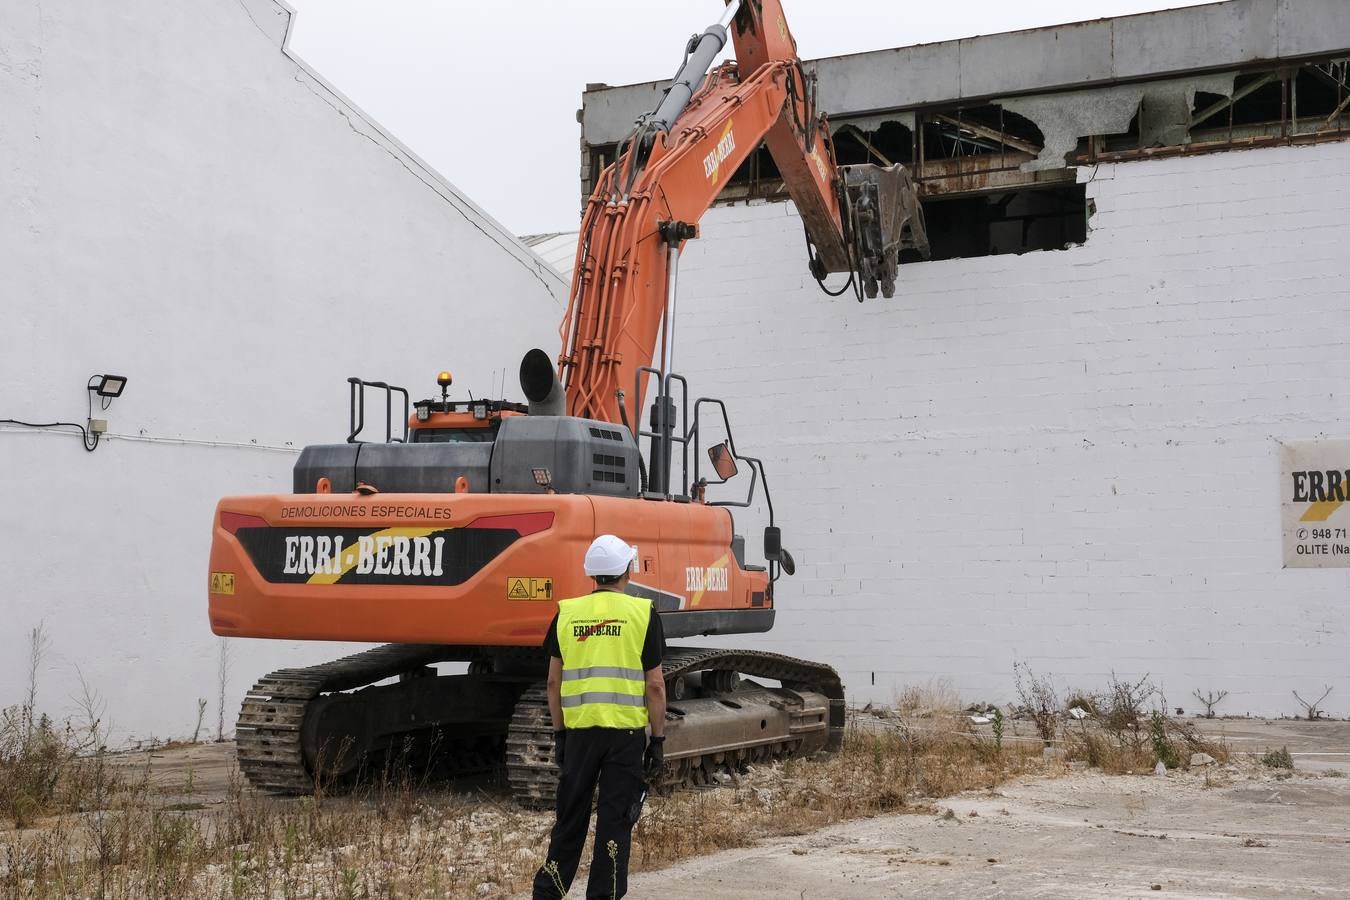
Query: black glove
643,735,665,780
553,729,567,769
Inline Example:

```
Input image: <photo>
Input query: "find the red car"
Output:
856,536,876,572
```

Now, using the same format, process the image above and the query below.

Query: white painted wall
670,142,1350,717
0,0,564,743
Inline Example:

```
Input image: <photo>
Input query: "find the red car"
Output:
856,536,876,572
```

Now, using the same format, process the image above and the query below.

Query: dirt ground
105,720,1350,899
628,721,1350,900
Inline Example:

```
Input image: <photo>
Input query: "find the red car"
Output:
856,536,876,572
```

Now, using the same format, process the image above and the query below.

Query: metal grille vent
592,451,627,485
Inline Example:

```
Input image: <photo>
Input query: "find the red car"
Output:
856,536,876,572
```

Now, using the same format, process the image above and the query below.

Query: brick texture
669,141,1350,717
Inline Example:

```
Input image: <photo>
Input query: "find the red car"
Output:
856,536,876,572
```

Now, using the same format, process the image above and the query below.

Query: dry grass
2,626,120,831
892,679,965,718
1,713,1041,899
1062,712,1230,774
1052,671,1231,775
0,706,119,830
634,720,1041,870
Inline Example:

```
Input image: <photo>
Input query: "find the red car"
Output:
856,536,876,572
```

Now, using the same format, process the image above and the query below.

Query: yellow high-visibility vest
555,590,652,729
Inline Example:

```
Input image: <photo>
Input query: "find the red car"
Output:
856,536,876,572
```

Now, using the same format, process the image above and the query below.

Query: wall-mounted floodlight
90,375,128,398
0,375,129,452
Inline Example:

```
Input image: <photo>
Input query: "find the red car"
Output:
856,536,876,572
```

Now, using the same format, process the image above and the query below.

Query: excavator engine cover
842,164,929,299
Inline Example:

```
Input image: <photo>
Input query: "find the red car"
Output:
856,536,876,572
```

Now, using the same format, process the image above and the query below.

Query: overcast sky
285,0,1216,236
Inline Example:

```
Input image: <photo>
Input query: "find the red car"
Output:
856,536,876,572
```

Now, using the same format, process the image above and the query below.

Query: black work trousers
533,726,645,900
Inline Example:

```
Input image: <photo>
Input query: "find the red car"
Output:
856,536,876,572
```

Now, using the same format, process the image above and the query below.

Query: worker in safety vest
532,534,666,900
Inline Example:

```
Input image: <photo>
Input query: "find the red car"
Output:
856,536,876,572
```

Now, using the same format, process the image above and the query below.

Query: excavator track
504,646,845,807
661,646,846,747
503,684,560,805
240,643,843,802
236,643,489,794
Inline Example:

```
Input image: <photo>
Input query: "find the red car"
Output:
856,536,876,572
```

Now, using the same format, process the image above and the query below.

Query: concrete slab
959,19,1115,99
1113,0,1279,81
628,767,1350,898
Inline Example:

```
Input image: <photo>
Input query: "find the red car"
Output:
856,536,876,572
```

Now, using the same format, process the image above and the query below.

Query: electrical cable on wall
0,418,100,452
0,374,128,452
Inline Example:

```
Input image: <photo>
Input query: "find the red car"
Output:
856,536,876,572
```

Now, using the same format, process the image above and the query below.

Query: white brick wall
671,141,1350,717
0,0,562,744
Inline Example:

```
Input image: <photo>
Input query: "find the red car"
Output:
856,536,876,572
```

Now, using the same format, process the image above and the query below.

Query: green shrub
1261,746,1294,769
1149,710,1181,769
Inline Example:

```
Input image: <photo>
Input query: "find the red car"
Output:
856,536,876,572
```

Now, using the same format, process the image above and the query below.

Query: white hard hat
584,534,636,577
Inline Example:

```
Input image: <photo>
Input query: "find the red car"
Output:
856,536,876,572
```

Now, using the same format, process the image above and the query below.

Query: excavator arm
556,0,927,425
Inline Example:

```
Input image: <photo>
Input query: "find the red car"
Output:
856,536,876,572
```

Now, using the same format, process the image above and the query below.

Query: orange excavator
208,0,927,803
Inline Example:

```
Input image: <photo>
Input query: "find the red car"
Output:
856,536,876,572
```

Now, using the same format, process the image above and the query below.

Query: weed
0,631,120,828
1012,663,1059,745
215,639,230,743
191,699,208,744
1,713,1041,899
1098,672,1155,750
1166,719,1230,765
1060,675,1226,774
1063,691,1100,717
1149,710,1181,769
1261,747,1294,769
894,679,964,718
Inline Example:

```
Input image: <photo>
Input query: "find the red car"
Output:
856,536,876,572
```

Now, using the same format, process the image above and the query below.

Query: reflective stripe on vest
561,666,646,682
556,590,652,729
560,692,646,708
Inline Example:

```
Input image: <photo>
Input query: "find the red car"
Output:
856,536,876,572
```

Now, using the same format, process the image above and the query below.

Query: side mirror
764,527,796,576
764,525,782,559
708,442,739,481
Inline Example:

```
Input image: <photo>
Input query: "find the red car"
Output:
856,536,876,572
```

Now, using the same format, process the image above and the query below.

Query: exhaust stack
519,348,566,417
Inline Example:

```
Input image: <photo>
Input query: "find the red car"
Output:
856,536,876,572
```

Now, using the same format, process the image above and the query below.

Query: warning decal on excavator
209,572,235,595
507,577,553,601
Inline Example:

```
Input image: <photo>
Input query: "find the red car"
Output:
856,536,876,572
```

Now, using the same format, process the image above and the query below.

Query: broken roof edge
251,0,567,304
581,0,1350,146
582,0,1235,95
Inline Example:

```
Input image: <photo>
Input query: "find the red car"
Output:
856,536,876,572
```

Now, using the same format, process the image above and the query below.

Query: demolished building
574,0,1350,715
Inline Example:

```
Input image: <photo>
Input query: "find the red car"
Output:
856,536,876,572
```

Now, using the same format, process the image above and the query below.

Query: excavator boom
559,0,927,424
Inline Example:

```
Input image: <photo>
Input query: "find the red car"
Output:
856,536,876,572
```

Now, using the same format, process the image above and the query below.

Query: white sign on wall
1281,439,1350,568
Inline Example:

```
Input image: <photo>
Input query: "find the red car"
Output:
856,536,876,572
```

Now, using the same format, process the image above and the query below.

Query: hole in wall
911,183,1088,262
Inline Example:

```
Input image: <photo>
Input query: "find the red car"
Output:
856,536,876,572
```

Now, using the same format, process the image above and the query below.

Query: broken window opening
910,184,1086,264
920,105,1043,162
831,121,914,167
1190,65,1348,138
1074,57,1350,165
911,105,1056,197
